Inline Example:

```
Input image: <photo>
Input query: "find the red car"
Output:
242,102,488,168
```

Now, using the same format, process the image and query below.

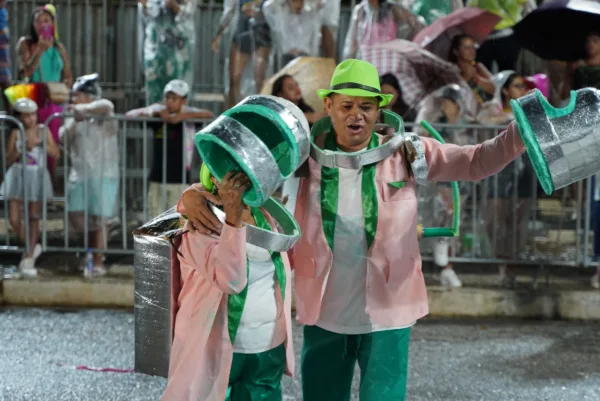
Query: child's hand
417,224,423,240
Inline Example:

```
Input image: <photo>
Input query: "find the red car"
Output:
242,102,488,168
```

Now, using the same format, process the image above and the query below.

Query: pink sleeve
423,120,525,182
178,224,248,294
176,183,205,215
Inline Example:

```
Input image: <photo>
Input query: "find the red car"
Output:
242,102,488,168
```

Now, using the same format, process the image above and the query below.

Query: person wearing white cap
59,73,119,277
1,97,59,277
126,79,214,219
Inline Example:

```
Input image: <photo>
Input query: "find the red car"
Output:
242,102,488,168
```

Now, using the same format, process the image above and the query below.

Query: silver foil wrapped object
511,88,600,195
209,197,301,252
195,95,310,207
132,207,184,378
310,109,406,169
403,132,429,185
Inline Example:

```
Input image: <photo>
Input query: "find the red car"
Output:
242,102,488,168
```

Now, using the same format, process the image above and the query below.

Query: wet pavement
1,309,599,401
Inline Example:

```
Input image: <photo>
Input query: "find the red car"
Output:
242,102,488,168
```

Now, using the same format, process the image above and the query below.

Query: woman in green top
16,4,73,179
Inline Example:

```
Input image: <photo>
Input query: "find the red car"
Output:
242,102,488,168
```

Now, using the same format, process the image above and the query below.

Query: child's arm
5,129,19,165
45,131,60,160
173,109,215,123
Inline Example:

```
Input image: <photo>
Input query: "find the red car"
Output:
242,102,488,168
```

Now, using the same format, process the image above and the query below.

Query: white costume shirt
233,243,286,353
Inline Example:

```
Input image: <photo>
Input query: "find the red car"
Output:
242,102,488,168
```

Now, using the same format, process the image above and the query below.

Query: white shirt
315,167,415,335
233,243,286,353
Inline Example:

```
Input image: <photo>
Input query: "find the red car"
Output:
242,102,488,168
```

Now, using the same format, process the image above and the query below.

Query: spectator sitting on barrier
1,98,59,277
126,79,213,219
59,74,118,277
271,74,325,125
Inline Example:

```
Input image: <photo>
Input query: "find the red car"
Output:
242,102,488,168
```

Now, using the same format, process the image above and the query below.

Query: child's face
0,1,7,8
20,112,38,128
72,92,93,105
164,92,186,114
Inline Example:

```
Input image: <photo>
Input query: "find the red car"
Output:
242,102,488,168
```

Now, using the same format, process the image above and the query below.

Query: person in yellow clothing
467,0,537,71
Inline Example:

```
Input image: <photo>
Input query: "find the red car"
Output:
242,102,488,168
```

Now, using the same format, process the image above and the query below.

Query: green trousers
301,325,411,401
226,344,286,401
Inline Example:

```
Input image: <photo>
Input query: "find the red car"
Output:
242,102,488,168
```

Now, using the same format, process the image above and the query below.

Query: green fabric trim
227,256,249,345
227,208,286,344
320,132,379,253
195,133,266,206
510,96,555,195
537,90,577,118
388,181,406,189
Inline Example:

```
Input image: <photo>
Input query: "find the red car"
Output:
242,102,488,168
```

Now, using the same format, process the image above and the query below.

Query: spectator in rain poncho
211,0,272,107
59,74,119,277
414,84,474,288
263,0,323,66
138,0,196,105
343,0,424,60
479,71,535,287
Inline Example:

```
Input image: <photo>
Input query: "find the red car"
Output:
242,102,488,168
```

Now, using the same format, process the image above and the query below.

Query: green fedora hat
317,59,393,107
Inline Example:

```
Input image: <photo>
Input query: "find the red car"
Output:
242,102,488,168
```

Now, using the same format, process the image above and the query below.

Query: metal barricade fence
33,112,210,256
0,116,596,270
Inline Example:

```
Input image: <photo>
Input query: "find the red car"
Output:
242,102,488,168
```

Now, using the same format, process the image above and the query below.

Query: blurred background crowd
1,0,600,290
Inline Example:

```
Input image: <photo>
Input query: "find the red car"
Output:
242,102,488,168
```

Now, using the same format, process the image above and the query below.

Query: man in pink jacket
179,59,526,401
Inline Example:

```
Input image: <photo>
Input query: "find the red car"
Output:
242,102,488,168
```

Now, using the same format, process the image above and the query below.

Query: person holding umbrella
177,58,527,400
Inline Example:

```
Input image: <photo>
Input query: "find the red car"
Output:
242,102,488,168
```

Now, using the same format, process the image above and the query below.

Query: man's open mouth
347,124,363,133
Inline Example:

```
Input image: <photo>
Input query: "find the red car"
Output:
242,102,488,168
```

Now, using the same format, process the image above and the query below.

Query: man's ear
324,96,333,116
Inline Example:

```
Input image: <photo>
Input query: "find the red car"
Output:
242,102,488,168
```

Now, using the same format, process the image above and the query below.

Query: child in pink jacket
163,171,294,401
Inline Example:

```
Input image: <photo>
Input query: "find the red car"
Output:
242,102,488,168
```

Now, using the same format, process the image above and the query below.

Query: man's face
164,92,186,114
324,94,379,152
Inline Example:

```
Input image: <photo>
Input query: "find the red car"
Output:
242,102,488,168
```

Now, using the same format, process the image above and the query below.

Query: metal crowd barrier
0,116,596,270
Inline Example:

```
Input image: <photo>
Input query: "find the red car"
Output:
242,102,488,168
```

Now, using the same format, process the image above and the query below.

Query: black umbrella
513,0,600,61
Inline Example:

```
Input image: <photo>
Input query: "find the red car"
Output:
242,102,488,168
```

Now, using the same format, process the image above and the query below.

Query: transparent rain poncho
343,0,424,60
138,0,197,105
263,0,324,65
214,0,274,105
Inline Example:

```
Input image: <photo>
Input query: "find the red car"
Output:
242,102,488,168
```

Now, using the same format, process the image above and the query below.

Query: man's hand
219,172,251,228
417,224,424,240
181,187,223,234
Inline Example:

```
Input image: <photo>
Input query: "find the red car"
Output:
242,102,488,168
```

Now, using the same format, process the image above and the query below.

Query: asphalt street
1,309,599,401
